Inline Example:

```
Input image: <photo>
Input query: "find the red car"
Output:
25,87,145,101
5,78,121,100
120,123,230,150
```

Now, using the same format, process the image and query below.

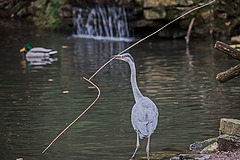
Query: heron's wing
131,97,158,138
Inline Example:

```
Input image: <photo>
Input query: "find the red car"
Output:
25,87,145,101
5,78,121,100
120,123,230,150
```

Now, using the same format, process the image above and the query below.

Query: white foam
72,34,135,42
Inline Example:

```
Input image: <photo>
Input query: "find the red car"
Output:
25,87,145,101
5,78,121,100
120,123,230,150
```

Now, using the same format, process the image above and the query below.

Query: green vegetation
33,0,63,30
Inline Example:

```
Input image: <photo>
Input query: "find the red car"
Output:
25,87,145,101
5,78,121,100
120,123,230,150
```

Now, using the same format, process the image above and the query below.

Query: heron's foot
129,156,135,160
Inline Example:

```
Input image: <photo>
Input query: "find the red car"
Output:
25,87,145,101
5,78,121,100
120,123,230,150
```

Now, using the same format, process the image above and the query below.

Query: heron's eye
125,55,134,62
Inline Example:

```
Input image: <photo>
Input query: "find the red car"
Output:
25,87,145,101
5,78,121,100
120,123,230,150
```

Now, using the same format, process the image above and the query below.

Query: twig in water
42,77,100,154
185,18,195,45
42,0,216,154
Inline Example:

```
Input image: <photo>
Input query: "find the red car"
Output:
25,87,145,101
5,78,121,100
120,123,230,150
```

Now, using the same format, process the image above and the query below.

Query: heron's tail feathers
138,123,154,139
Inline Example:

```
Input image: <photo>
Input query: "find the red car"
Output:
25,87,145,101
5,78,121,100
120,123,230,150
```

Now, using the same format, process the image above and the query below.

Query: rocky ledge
1,0,240,39
171,118,240,160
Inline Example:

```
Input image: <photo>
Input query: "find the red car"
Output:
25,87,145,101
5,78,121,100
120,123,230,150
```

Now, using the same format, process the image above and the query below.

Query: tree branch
214,41,240,61
216,64,240,83
214,41,240,83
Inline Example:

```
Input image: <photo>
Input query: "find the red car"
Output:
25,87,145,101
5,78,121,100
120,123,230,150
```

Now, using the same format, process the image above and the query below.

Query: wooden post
214,41,240,83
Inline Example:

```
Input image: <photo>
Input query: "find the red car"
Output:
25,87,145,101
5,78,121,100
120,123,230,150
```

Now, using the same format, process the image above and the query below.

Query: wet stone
179,154,210,160
219,118,240,137
143,8,166,20
231,35,240,43
218,134,240,151
189,137,217,152
170,157,180,160
200,142,218,154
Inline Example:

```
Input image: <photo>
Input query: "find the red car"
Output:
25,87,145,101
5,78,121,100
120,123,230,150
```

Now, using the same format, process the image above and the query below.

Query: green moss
200,142,218,154
33,0,64,30
220,118,240,136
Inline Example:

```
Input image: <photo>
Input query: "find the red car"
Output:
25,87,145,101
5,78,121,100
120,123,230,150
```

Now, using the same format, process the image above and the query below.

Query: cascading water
72,6,132,40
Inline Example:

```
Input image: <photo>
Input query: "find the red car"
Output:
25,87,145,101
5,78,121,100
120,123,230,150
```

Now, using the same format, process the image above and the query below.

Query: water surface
0,20,240,160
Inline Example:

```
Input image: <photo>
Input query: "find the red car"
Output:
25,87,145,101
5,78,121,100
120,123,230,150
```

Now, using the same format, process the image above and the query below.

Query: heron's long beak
114,55,123,60
20,47,26,53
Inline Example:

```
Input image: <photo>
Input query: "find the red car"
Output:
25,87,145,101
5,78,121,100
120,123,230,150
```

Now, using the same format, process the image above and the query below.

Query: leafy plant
34,0,63,29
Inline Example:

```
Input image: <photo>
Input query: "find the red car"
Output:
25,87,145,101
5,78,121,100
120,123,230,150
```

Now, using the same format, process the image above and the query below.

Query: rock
208,149,240,159
179,154,210,160
31,0,47,17
170,157,180,160
1,0,238,39
231,35,240,43
143,7,166,20
59,4,72,18
218,12,228,19
58,0,66,5
138,149,183,160
198,118,240,153
8,1,24,14
165,9,180,19
189,137,218,155
143,0,194,8
219,118,240,137
143,0,157,8
201,10,214,23
172,154,211,160
173,119,240,160
1,0,30,17
165,7,192,20
190,137,217,152
218,134,240,151
200,142,218,154
143,0,177,8
182,0,194,6
133,19,163,27
135,0,143,6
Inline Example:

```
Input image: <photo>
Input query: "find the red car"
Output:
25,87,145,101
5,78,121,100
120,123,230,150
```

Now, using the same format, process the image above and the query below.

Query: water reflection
71,37,131,76
21,57,58,72
1,20,240,160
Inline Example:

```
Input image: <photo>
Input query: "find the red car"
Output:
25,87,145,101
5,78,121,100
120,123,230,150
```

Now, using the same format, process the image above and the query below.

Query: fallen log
214,41,240,83
230,44,240,51
216,64,240,83
214,41,240,61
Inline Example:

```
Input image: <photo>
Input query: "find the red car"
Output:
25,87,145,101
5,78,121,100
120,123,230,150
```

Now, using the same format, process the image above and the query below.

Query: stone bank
1,0,240,39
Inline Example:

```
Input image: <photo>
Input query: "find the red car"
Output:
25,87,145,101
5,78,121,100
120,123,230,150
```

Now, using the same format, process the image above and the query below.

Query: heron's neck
128,61,143,102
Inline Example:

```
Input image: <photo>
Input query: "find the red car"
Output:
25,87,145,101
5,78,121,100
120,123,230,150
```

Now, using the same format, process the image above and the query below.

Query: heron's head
114,53,134,63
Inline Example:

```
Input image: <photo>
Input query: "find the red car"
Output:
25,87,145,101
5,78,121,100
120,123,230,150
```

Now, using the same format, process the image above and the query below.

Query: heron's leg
146,136,150,160
131,132,140,159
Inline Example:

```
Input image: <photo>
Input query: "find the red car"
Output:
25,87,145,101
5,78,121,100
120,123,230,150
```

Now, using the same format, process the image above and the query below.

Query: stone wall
1,0,240,39
129,0,240,38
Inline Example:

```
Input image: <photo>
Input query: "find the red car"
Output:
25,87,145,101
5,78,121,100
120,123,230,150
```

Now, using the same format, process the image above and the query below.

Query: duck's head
20,44,32,53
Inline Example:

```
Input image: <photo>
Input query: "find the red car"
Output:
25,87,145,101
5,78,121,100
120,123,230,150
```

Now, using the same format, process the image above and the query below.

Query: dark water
0,20,240,160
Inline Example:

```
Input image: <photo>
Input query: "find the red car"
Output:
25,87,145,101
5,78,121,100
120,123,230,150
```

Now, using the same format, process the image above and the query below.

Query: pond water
0,20,240,160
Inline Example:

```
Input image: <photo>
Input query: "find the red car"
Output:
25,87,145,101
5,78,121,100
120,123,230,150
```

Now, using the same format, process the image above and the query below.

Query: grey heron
114,53,159,160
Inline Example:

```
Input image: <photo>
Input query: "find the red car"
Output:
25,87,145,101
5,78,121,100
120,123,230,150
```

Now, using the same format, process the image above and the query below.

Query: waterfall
72,6,132,41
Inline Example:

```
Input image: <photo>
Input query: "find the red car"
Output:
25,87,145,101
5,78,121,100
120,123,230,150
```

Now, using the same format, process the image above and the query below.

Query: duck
20,44,57,58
